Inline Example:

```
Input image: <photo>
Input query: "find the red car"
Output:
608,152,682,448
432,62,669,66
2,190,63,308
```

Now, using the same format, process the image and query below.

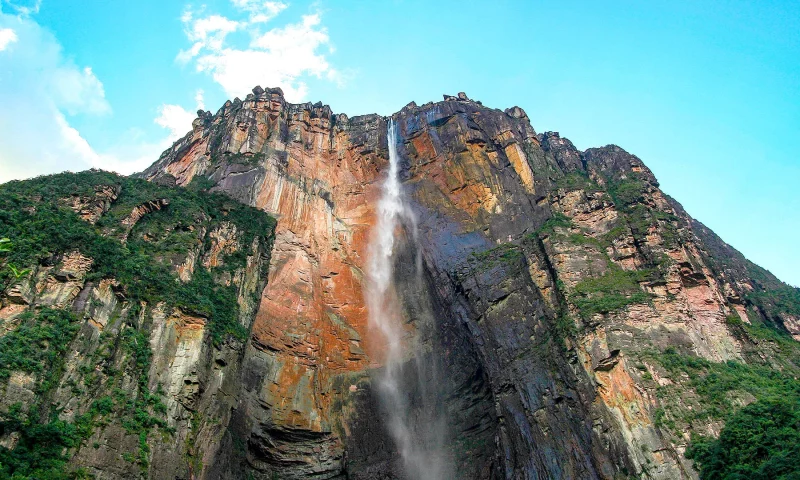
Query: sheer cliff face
137,87,800,479
142,89,388,478
0,172,276,479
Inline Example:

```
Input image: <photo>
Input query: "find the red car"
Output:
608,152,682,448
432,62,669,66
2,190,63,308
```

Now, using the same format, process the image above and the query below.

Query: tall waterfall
365,119,449,479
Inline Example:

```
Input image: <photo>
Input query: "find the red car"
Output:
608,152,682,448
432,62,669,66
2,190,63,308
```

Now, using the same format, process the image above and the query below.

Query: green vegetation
742,320,800,366
0,170,274,342
0,396,120,479
606,175,681,248
0,238,30,284
0,308,80,386
743,265,800,323
0,307,117,478
554,171,602,194
0,170,276,477
175,268,247,344
601,225,629,244
649,344,800,479
186,175,216,192
468,243,524,271
686,397,800,480
531,212,573,237
454,242,527,282
0,403,84,480
608,176,647,206
553,311,577,340
654,347,799,424
620,206,682,246
570,267,653,317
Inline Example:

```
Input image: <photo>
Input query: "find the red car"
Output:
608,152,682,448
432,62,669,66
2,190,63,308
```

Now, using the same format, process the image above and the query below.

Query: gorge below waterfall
0,86,798,480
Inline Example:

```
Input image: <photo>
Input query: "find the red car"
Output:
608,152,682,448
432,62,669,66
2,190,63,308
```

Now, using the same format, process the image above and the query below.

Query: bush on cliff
570,267,653,317
686,396,800,480
653,342,800,479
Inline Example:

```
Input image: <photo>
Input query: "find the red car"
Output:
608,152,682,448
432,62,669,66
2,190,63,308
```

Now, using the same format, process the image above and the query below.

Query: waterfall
365,119,449,479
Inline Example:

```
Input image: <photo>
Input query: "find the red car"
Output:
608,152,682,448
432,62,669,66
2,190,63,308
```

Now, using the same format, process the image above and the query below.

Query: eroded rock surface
0,172,275,479
2,88,798,479
140,87,799,479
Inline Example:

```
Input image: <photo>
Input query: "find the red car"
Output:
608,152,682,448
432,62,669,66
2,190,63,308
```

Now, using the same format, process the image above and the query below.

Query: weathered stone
59,182,120,224
138,88,797,479
2,87,795,480
119,198,170,241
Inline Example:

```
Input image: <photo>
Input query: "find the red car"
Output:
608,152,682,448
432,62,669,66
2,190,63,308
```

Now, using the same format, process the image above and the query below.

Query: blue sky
0,0,798,285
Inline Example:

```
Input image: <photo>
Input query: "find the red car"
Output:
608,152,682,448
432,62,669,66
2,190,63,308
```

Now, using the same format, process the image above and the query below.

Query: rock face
2,89,799,479
0,172,276,479
135,88,800,479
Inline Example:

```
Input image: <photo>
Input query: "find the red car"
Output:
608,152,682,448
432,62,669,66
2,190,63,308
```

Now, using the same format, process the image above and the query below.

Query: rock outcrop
0,172,275,479
137,87,799,479
1,88,798,479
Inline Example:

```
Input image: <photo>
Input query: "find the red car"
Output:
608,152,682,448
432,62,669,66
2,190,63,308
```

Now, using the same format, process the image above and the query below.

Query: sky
0,0,798,285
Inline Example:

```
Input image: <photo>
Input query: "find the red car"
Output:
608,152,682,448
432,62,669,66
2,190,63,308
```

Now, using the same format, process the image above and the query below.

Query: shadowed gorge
0,87,798,479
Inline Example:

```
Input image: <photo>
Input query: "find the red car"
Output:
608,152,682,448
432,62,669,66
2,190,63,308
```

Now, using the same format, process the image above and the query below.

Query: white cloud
176,12,240,63
176,41,203,64
0,0,338,184
0,10,173,182
52,110,102,166
178,1,338,102
52,66,111,115
155,104,196,142
155,89,206,141
0,28,16,50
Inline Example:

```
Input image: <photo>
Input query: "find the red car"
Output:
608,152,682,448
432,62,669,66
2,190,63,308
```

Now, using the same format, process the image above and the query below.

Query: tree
0,237,30,286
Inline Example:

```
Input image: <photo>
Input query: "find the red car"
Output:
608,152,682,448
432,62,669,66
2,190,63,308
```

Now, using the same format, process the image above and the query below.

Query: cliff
0,171,276,478
1,87,798,479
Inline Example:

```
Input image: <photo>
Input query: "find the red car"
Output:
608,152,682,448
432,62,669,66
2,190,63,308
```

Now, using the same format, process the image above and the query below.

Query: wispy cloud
0,9,181,182
0,0,339,183
195,88,205,110
51,66,111,115
2,0,41,17
178,1,337,101
231,0,287,24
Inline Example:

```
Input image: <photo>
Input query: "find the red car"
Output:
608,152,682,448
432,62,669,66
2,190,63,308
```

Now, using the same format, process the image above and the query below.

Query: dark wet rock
4,86,796,480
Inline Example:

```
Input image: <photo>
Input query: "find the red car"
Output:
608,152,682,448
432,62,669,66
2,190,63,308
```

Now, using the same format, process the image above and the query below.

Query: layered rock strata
0,173,275,479
0,87,797,479
139,87,799,479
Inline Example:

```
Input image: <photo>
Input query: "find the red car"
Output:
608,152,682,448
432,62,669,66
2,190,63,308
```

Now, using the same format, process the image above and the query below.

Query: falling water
365,119,448,479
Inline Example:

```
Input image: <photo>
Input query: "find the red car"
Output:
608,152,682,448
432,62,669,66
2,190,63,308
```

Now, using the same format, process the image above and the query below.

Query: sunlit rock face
142,88,387,479
137,87,797,479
